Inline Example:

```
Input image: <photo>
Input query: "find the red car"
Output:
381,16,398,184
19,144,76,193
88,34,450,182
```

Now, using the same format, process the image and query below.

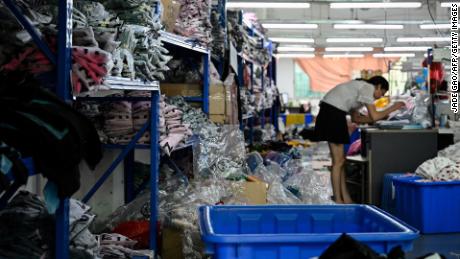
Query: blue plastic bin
394,176,460,234
381,173,407,215
199,205,419,259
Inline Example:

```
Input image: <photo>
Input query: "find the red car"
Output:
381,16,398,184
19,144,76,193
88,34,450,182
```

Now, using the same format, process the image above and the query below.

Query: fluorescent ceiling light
420,24,451,29
334,24,404,29
270,37,315,43
330,2,422,8
275,53,315,58
441,2,460,7
227,2,310,9
384,46,431,52
325,47,374,52
397,37,450,42
277,46,315,52
263,23,318,29
327,38,383,43
323,54,365,58
373,53,416,58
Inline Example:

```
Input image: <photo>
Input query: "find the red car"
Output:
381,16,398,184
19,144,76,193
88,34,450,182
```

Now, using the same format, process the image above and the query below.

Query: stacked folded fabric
168,96,213,132
174,0,212,47
210,6,225,59
163,57,202,83
96,233,152,258
159,97,193,155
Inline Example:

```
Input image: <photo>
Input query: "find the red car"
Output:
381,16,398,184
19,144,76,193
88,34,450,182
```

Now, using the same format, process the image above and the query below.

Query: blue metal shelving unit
160,31,211,114
1,0,73,258
236,10,278,145
77,81,161,253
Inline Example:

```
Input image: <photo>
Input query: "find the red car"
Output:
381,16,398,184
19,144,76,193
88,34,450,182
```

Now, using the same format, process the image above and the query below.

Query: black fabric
319,234,381,259
314,102,350,144
0,73,102,197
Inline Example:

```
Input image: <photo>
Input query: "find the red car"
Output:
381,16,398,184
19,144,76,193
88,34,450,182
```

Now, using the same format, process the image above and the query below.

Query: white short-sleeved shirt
322,80,375,112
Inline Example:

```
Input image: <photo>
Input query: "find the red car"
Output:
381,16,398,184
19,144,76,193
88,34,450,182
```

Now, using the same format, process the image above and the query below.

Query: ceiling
227,0,454,55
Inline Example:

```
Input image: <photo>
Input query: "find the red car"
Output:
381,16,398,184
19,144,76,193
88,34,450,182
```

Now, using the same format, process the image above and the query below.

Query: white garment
322,80,375,112
416,157,460,181
438,142,460,163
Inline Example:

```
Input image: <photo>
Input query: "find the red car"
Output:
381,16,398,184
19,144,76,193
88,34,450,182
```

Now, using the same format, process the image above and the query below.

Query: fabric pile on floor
174,0,212,47
0,191,53,259
0,191,153,259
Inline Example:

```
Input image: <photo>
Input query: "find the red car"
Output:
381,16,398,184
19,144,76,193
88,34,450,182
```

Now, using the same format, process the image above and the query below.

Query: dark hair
367,76,389,91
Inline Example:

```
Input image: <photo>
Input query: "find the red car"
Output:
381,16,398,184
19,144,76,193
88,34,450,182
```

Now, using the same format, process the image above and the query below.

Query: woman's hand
393,101,406,110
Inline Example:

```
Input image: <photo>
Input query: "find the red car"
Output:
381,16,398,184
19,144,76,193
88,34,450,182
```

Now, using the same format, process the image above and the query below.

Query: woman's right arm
365,102,405,122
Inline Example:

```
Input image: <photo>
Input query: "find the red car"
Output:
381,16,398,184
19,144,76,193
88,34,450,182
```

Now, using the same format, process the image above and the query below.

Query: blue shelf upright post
2,0,56,65
57,0,72,102
203,51,211,114
149,91,160,252
55,1,72,258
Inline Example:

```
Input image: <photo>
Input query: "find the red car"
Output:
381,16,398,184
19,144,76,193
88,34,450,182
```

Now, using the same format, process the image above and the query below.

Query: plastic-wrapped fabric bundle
284,169,334,204
412,92,432,128
193,125,249,179
253,163,301,204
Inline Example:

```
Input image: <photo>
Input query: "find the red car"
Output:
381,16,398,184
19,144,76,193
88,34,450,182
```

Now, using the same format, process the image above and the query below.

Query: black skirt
314,102,350,144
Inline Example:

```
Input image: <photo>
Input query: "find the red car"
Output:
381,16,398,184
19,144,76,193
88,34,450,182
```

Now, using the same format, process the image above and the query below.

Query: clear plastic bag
412,92,432,128
193,125,248,179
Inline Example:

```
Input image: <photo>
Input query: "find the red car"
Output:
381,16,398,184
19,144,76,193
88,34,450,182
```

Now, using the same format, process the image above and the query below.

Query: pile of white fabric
415,142,460,181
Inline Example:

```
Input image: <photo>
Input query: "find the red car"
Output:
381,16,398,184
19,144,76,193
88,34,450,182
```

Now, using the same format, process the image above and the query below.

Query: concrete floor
406,234,460,259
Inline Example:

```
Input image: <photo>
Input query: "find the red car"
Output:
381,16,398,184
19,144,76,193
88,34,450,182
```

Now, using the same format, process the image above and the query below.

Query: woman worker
314,76,405,204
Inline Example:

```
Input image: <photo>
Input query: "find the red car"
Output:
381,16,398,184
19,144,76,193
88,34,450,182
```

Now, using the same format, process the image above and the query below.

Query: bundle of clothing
0,0,171,95
168,96,213,132
0,191,153,259
415,142,460,181
174,0,212,47
0,74,102,197
227,11,271,66
163,57,202,84
159,96,193,156
210,5,225,59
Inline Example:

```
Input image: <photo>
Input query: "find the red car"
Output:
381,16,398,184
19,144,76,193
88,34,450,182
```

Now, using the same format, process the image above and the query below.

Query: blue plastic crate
199,205,418,259
394,176,460,234
381,173,407,215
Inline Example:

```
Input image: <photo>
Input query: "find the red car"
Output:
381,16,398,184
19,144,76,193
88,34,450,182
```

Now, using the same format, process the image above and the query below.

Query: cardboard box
209,114,226,124
209,95,225,115
161,228,183,259
160,0,180,33
209,82,226,115
161,83,201,97
235,181,268,205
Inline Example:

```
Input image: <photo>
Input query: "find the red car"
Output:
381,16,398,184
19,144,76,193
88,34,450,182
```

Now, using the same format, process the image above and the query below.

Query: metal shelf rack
235,10,278,145
160,31,211,114
1,1,161,258
1,0,72,258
